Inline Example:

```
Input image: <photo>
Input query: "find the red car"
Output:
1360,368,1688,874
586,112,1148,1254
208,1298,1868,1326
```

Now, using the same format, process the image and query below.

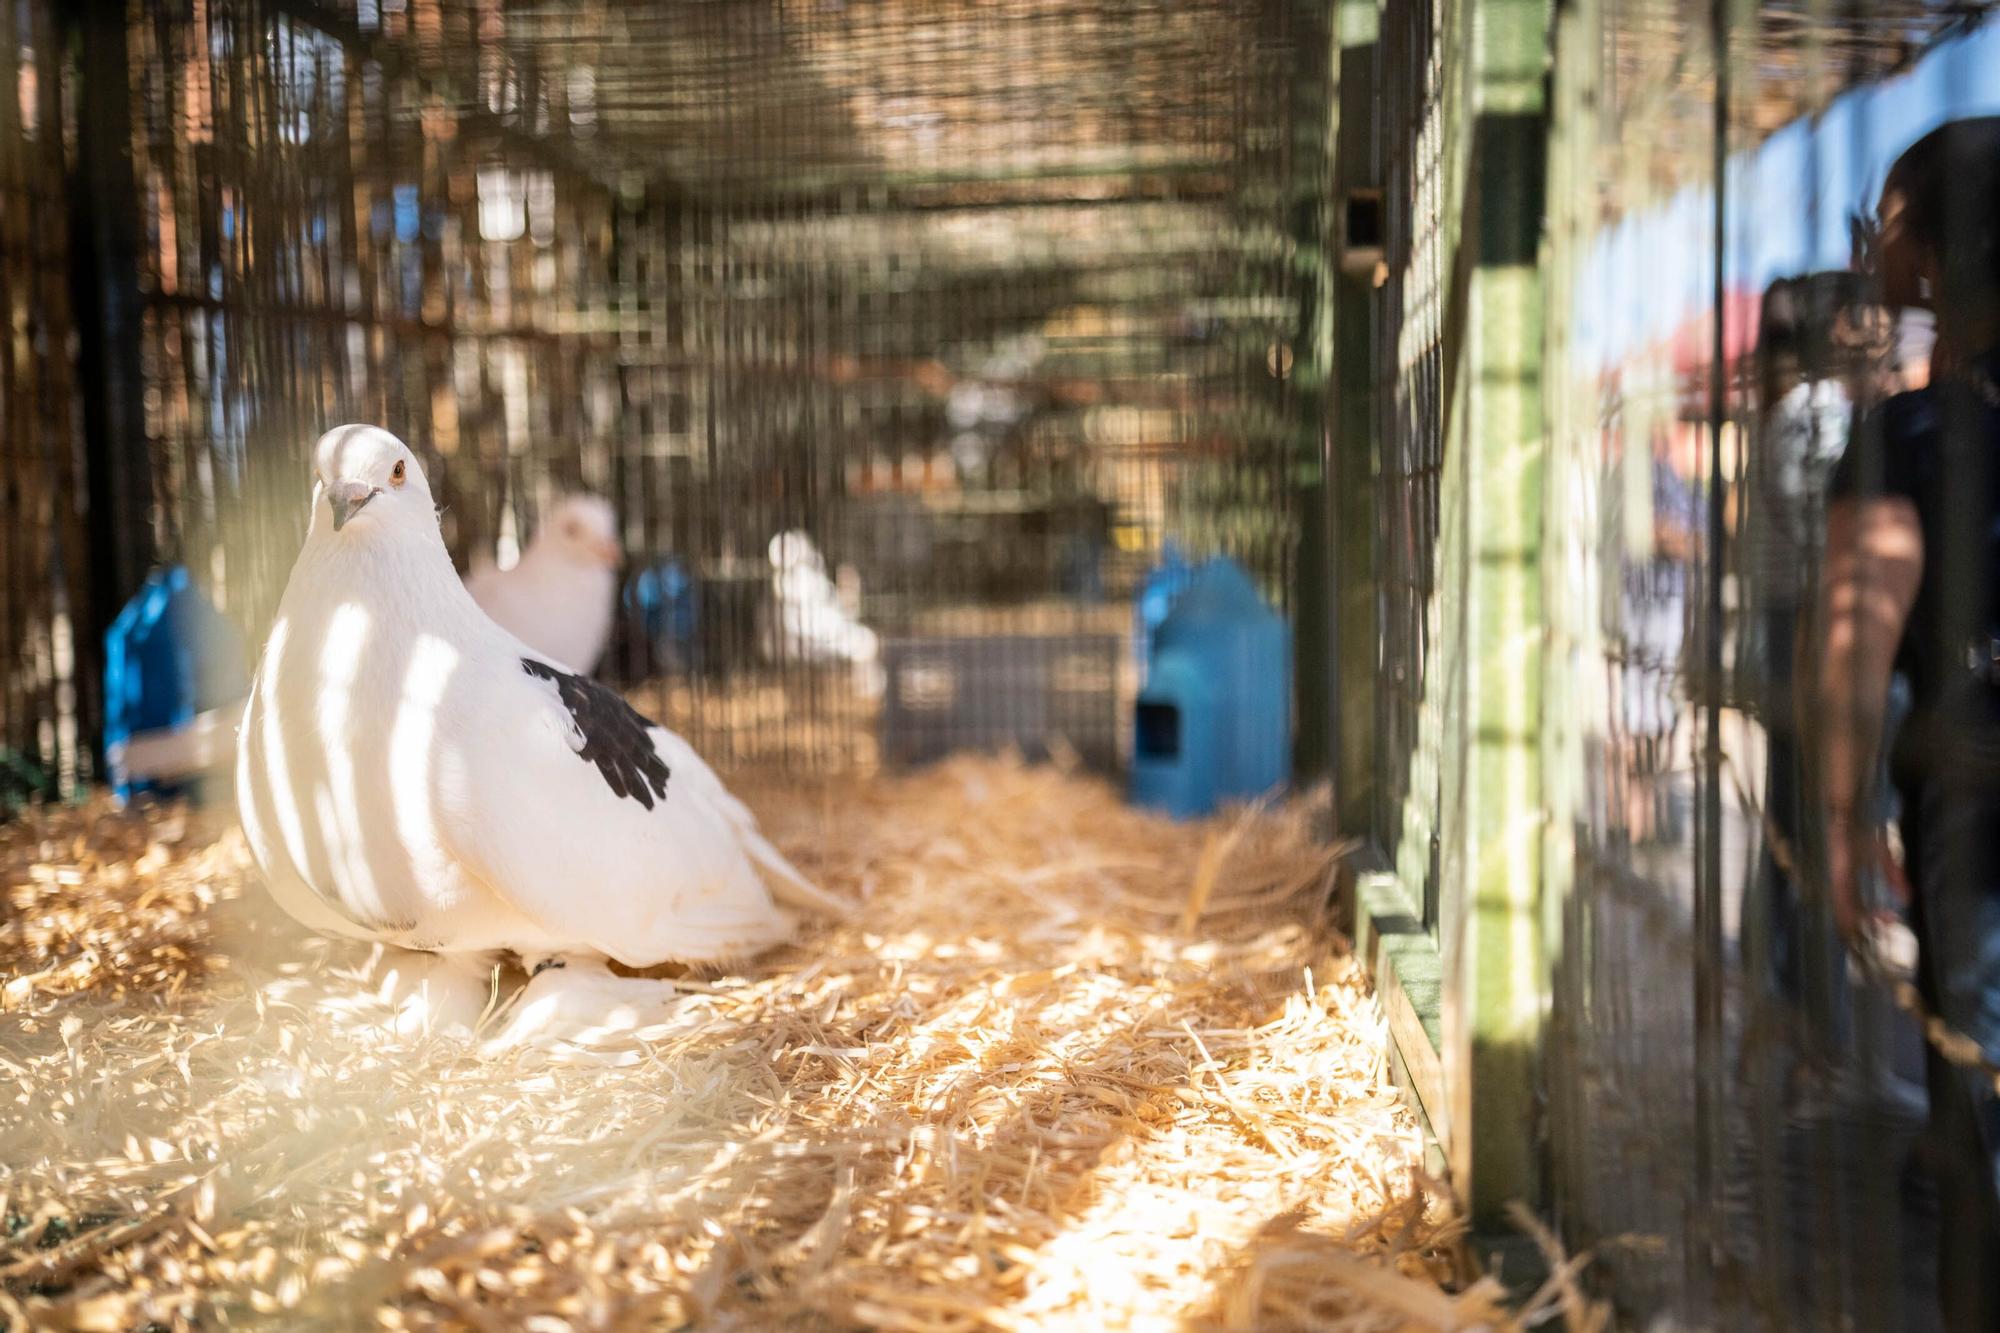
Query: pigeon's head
768,530,825,574
535,494,621,569
310,425,435,538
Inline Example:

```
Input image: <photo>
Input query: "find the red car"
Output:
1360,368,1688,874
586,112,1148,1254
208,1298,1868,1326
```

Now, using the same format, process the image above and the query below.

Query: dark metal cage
1371,0,1449,932
1,0,1330,798
0,0,91,807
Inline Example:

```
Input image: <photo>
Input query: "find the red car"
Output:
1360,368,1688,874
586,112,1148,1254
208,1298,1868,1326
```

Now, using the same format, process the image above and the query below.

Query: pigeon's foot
316,947,498,1045
477,958,714,1066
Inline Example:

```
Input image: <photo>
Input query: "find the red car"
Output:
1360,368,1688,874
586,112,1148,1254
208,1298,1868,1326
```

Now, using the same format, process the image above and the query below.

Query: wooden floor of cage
0,756,1594,1332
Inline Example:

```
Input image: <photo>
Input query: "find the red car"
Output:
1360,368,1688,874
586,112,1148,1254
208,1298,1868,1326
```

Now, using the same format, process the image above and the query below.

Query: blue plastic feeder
103,566,249,800
1127,557,1291,819
625,558,701,674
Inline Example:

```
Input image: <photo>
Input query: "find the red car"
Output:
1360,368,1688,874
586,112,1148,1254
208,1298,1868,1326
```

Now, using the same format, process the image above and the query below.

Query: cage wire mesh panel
655,0,1316,771
43,0,1322,782
1372,0,1451,932
124,0,629,655
0,0,90,810
1539,0,1719,1308
1539,0,1992,1323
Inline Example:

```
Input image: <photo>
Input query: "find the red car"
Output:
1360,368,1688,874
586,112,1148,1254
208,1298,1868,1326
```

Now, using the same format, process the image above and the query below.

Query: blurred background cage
0,0,1333,802
21,0,2000,1322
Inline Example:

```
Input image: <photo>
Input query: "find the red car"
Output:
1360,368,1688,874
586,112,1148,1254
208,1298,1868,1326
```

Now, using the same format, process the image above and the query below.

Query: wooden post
67,0,155,681
1339,0,1553,1254
1446,0,1551,1231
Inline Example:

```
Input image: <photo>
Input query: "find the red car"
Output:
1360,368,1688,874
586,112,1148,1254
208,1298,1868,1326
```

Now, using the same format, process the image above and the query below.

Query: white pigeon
763,530,885,698
236,425,848,1059
464,494,621,674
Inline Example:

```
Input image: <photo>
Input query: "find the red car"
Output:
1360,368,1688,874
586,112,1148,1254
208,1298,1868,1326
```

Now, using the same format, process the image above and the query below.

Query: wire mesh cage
21,0,2000,1322
0,0,90,809
1,0,1328,799
1538,0,1995,1323
1372,0,1450,933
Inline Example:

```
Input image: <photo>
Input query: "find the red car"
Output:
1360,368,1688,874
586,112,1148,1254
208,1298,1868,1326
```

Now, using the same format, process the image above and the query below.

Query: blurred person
1816,116,2000,1327
1619,423,1702,841
1858,206,1941,392
1747,278,1931,1324
1897,307,1939,392
1746,273,1869,1012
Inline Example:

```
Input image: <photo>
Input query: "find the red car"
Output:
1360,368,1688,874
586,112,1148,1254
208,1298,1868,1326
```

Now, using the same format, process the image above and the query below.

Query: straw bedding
1,756,1563,1331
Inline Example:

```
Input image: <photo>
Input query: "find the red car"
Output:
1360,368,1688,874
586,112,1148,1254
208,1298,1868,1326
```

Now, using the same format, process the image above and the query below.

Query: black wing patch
521,659,671,809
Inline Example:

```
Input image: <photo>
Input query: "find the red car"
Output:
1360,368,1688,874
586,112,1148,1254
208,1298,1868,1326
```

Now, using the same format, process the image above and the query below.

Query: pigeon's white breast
240,596,559,953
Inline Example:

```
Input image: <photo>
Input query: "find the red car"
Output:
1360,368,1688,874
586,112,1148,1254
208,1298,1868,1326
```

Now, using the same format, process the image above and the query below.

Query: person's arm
1809,494,1923,938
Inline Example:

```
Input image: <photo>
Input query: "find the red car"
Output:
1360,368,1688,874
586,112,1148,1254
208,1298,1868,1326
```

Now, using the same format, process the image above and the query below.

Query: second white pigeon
238,426,848,1059
763,529,884,698
466,493,621,674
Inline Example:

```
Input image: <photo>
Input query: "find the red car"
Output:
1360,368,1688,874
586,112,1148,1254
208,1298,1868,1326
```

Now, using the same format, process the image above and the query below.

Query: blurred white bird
238,426,847,1060
763,530,884,698
465,494,621,674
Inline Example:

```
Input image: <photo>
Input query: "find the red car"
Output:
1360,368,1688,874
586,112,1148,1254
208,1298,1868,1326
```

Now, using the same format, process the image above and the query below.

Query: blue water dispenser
1128,557,1291,819
103,566,249,800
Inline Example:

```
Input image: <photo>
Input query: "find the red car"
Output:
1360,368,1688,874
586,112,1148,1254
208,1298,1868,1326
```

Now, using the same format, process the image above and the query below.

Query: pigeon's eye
390,460,407,487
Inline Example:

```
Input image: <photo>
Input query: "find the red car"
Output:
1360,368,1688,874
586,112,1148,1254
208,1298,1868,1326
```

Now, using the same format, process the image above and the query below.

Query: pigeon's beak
592,536,622,568
327,480,380,532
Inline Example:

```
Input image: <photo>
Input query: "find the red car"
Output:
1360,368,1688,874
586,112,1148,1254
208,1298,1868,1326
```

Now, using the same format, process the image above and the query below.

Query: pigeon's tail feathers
691,767,761,832
632,898,798,964
648,726,853,920
741,824,852,919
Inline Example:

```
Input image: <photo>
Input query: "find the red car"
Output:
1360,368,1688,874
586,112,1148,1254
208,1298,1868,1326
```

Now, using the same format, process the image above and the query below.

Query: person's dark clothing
1831,349,2000,1328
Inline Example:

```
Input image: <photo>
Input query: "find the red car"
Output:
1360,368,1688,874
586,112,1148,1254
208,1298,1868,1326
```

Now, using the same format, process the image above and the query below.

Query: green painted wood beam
1353,865,1455,1188
1445,0,1551,1227
1325,0,1551,1243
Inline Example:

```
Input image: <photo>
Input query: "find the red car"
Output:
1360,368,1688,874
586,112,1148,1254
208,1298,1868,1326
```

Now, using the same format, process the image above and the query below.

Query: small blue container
1127,557,1291,819
624,558,701,674
103,566,249,800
